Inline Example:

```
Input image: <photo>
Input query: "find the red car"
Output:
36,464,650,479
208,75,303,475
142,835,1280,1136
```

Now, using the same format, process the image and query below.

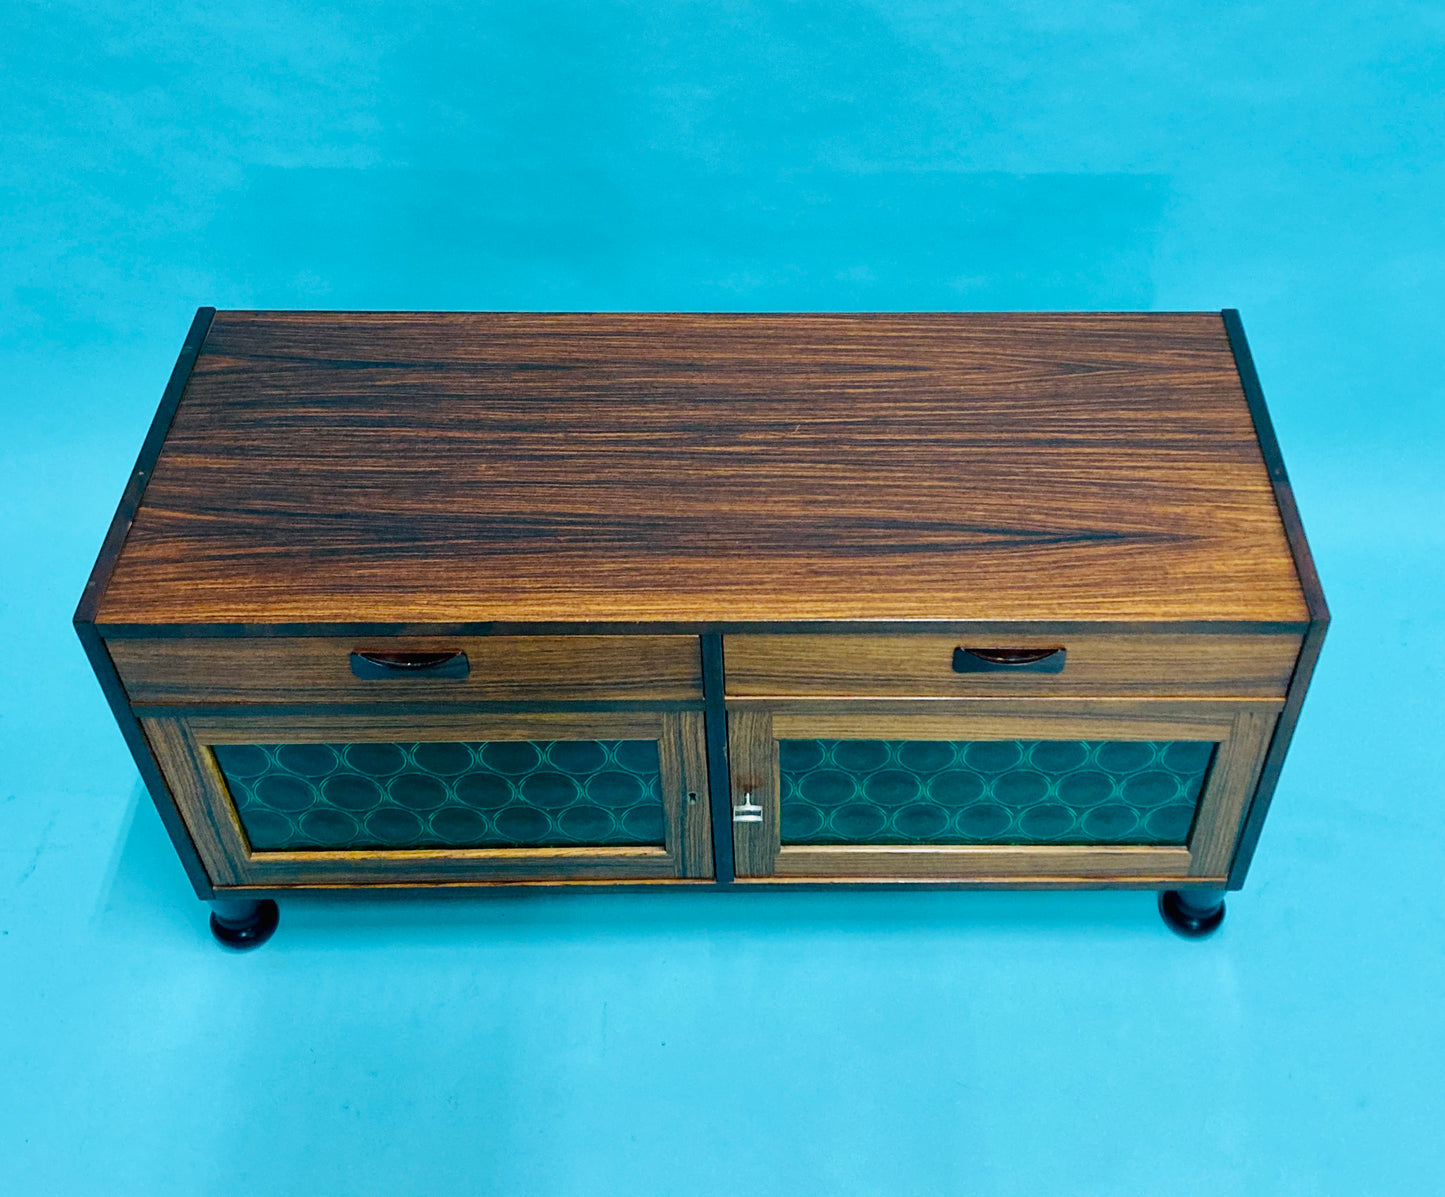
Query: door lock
732,791,763,823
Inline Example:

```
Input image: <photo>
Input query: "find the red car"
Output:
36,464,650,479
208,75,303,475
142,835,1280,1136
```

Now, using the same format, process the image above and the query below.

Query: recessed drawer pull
349,651,470,680
952,646,1066,674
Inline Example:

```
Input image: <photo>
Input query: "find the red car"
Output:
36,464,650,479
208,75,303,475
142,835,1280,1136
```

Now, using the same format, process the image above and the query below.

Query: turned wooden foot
1159,889,1225,939
209,898,279,950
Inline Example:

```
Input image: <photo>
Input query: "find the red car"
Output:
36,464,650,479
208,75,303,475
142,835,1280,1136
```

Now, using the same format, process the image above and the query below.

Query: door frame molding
141,709,713,886
726,699,1280,884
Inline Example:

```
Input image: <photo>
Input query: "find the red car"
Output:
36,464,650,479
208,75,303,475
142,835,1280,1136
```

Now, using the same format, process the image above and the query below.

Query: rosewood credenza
76,311,1327,947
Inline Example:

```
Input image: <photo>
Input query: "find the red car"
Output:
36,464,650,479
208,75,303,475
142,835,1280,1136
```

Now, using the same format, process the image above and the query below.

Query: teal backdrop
2,3,1442,1193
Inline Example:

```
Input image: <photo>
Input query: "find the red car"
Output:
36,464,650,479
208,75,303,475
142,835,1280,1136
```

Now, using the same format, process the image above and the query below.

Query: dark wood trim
94,619,1312,640
700,633,734,884
1220,310,1330,888
74,621,214,898
1220,311,1328,625
1226,618,1328,887
74,307,215,624
73,309,217,901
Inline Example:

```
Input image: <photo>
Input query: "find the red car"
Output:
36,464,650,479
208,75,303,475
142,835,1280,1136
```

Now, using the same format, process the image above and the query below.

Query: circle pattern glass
212,740,666,851
778,739,1213,845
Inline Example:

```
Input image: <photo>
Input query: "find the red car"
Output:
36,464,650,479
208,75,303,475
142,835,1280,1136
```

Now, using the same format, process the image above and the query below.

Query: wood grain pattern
112,634,703,706
768,845,1192,880
185,709,667,744
727,706,778,878
1188,706,1276,876
143,716,247,886
236,846,683,887
759,698,1274,742
724,632,1299,698
74,308,214,625
1223,310,1329,628
95,312,1308,627
662,712,714,879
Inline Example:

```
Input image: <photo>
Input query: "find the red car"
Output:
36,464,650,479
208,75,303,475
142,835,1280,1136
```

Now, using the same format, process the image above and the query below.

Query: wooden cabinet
76,309,1326,944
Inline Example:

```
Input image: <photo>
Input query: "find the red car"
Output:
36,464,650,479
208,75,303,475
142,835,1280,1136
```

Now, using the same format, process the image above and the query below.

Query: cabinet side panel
76,626,215,897
73,310,217,898
73,310,217,897
1227,620,1328,886
1221,310,1330,887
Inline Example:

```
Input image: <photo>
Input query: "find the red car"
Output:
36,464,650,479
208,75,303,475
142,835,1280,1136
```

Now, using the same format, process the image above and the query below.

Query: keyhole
687,791,698,804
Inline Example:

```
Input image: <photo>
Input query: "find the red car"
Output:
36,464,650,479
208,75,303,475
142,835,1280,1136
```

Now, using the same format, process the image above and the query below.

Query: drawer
723,633,1300,699
111,635,703,706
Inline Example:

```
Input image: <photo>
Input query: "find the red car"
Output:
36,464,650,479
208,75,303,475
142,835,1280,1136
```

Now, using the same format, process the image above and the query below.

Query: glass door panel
214,739,667,851
779,739,1215,847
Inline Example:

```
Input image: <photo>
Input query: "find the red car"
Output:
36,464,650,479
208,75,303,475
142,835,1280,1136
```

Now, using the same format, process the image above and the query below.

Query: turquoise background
3,2,1442,1192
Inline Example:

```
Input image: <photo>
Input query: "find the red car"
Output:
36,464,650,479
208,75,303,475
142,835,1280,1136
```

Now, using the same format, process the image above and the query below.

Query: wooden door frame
727,699,1280,886
141,709,712,887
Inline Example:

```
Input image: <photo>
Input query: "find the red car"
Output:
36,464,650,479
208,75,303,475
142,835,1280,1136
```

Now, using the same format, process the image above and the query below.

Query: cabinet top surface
95,311,1310,627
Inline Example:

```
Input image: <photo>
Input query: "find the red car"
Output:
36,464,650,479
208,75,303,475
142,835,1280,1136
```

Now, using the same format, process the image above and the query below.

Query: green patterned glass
212,740,665,851
778,739,1215,846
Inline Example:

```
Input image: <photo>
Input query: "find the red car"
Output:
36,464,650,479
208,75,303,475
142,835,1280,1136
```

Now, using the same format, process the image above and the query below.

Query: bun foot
209,898,279,950
1158,889,1225,939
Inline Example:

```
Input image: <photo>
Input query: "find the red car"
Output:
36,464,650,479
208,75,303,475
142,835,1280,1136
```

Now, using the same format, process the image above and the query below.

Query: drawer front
724,633,1300,698
727,698,1280,883
144,709,713,885
112,635,703,706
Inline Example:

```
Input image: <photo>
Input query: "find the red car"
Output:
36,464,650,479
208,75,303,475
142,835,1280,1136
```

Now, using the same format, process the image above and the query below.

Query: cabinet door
143,710,712,887
727,701,1279,884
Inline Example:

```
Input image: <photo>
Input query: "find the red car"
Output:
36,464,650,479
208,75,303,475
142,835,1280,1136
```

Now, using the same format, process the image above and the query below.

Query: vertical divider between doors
700,633,735,884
